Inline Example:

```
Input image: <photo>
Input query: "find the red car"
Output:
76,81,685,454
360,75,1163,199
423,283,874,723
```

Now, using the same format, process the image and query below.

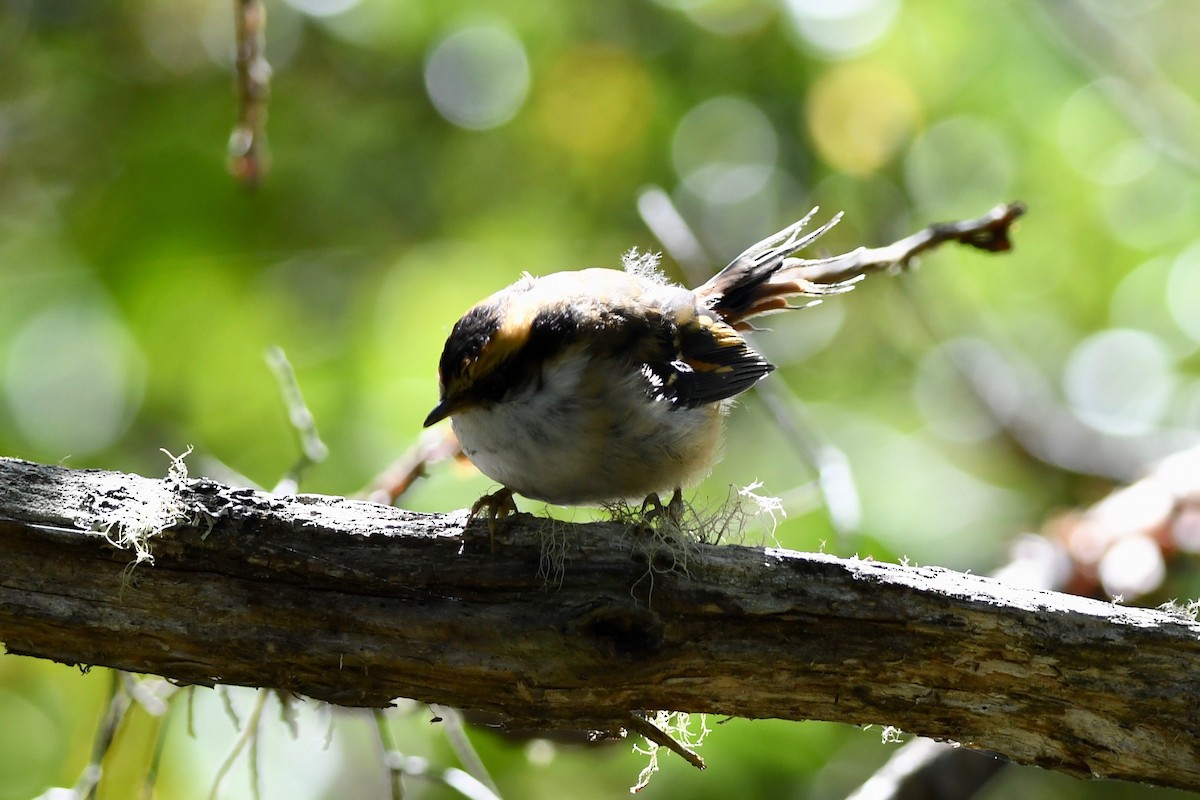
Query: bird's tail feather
695,209,862,330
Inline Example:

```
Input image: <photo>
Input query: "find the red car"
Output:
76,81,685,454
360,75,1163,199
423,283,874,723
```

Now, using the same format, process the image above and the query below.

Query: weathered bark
1,457,1197,790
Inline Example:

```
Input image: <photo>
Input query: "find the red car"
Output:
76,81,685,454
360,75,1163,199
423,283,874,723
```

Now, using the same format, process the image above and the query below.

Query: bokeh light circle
424,23,530,131
905,116,1014,217
4,299,145,457
1063,328,1175,436
672,95,778,204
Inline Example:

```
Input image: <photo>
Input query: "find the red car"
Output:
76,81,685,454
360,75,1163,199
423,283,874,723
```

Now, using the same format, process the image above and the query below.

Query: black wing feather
641,313,774,408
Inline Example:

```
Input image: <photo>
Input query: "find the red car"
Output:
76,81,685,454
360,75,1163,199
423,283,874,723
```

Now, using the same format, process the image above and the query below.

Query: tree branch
796,201,1026,285
1,456,1198,791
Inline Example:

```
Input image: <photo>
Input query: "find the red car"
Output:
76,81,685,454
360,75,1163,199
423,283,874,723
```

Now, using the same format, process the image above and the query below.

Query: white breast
451,352,724,505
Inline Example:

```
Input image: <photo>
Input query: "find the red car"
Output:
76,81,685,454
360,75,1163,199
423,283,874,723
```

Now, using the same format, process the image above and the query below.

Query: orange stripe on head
469,293,541,380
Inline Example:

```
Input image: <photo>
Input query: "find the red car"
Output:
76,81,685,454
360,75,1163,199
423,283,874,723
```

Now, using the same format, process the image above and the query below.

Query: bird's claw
639,487,685,531
469,487,518,551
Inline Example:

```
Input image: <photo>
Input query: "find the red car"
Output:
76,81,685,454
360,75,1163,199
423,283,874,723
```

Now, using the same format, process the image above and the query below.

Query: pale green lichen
536,516,571,590
630,711,710,794
602,483,786,604
85,446,194,565
1157,598,1200,621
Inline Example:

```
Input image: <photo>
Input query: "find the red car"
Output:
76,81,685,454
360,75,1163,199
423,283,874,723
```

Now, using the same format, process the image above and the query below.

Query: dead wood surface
1,456,1198,791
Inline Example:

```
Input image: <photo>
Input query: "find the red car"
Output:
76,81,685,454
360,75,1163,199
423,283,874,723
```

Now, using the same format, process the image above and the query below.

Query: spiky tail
695,209,862,331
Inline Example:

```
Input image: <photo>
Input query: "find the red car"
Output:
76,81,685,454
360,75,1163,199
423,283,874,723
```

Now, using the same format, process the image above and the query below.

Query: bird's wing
533,269,775,409
636,307,774,408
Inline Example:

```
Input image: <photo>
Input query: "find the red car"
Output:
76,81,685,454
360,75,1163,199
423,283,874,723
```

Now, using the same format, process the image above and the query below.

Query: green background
2,0,1199,797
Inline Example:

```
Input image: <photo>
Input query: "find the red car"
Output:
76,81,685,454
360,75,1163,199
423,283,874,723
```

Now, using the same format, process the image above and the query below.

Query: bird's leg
469,487,518,551
639,487,685,530
665,487,684,524
639,492,664,524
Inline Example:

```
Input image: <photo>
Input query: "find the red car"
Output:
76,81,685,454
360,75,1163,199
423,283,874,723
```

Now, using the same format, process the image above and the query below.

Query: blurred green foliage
2,0,1199,797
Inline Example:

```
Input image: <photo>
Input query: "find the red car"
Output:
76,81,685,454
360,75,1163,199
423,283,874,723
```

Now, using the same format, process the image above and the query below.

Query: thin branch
207,689,268,800
751,380,862,544
74,670,130,800
374,710,501,800
373,709,406,800
430,705,502,799
265,346,329,495
845,738,1006,800
229,0,270,188
2,457,1199,791
626,713,705,771
386,755,501,800
363,427,462,505
635,186,712,285
141,705,173,800
893,277,1197,484
794,202,1026,286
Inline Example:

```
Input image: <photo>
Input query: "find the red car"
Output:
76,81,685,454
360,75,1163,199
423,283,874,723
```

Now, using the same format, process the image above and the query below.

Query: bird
423,210,860,528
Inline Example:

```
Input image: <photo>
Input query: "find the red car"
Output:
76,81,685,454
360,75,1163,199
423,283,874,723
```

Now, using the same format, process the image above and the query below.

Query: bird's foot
469,487,518,551
638,487,685,532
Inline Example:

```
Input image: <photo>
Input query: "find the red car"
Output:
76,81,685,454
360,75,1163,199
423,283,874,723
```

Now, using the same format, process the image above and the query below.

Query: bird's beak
423,397,458,427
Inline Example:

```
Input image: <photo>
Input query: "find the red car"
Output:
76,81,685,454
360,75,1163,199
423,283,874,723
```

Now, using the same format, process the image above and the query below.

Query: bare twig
73,671,130,800
207,689,269,800
265,346,328,495
363,427,462,505
635,186,712,284
752,380,862,544
373,710,406,800
373,709,502,800
229,0,270,188
626,713,706,771
845,738,1006,800
430,705,502,799
795,202,1026,286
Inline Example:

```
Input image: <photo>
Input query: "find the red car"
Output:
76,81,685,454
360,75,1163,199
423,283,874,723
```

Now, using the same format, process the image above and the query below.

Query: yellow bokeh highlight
532,45,655,158
805,63,920,175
